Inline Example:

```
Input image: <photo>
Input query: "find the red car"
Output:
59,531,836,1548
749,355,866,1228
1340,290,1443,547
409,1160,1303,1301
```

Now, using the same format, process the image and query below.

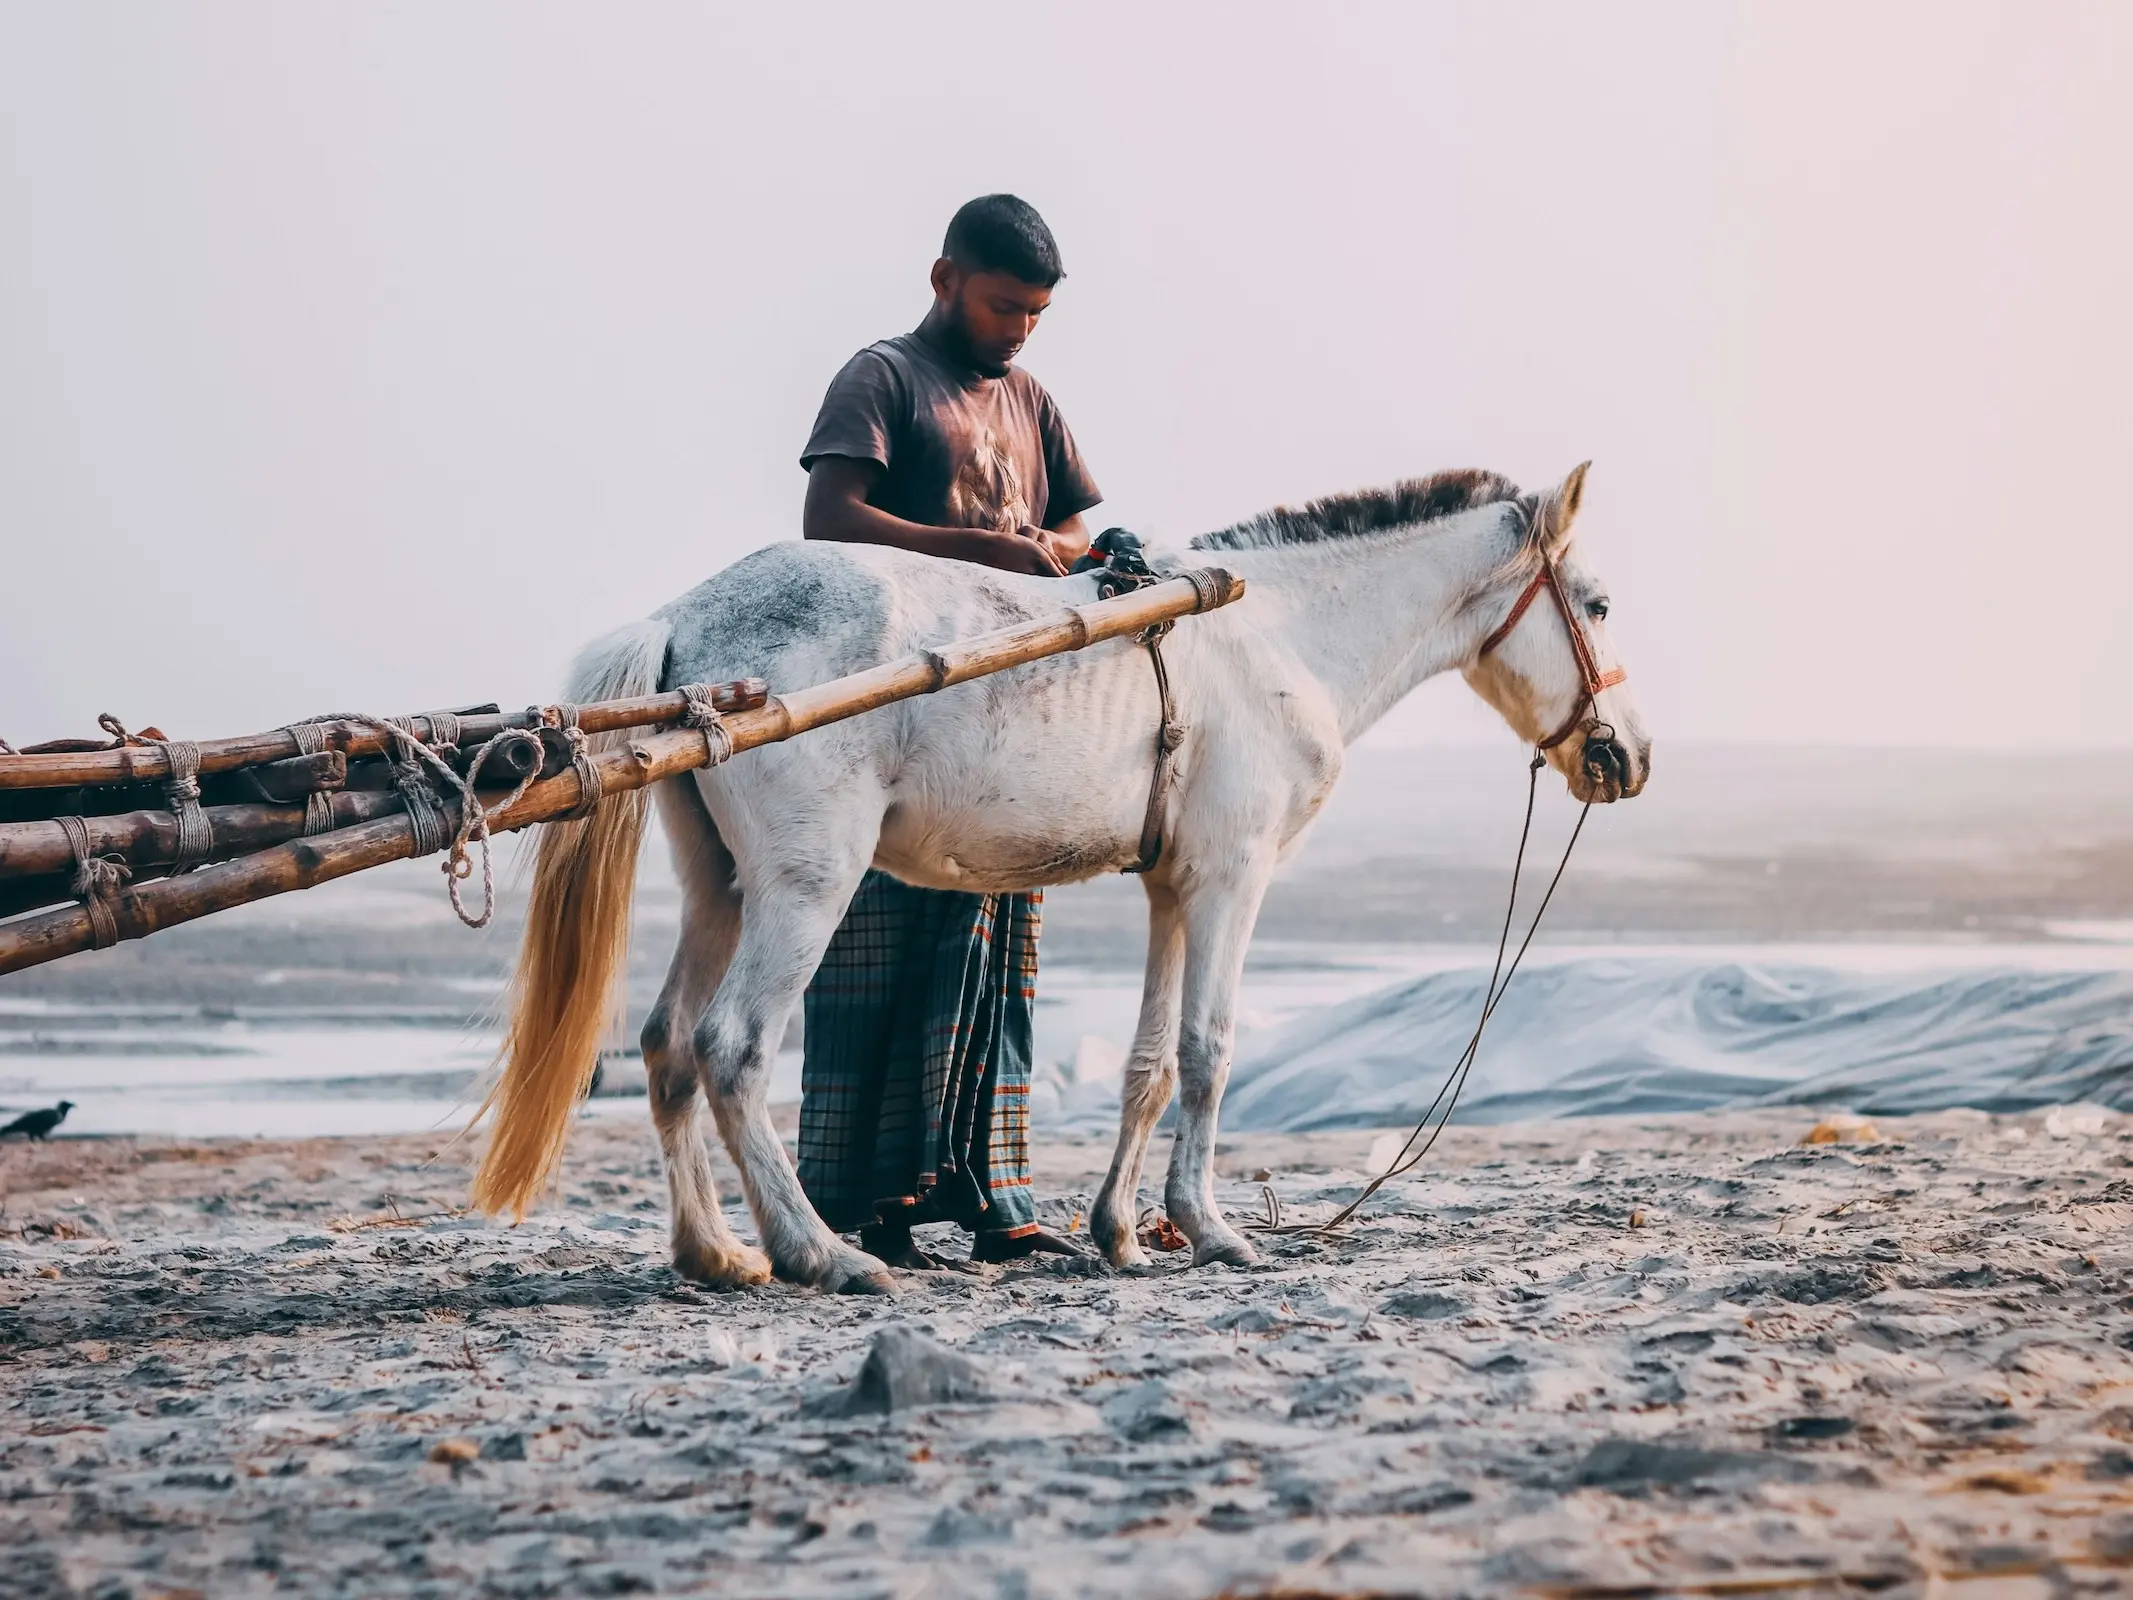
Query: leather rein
1475,551,1627,751
1253,540,1631,1238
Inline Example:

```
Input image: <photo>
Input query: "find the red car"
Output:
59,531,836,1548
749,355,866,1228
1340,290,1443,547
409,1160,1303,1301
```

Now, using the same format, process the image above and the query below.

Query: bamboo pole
0,791,418,915
0,679,770,792
0,570,1241,976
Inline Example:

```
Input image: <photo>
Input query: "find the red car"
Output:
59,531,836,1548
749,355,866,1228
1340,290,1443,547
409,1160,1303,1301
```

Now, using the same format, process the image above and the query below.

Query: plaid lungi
798,871,1042,1240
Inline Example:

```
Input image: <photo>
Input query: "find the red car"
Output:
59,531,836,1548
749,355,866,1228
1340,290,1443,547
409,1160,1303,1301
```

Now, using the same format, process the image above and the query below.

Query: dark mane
1190,468,1527,551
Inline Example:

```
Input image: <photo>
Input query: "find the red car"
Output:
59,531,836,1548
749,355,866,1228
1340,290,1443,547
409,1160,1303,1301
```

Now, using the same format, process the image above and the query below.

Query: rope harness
1126,617,1184,874
1261,522,1629,1236
1079,531,1225,875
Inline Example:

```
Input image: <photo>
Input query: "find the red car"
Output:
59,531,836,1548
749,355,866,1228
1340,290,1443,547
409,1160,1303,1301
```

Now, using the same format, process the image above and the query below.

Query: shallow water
7,935,2130,1140
5,742,2128,1140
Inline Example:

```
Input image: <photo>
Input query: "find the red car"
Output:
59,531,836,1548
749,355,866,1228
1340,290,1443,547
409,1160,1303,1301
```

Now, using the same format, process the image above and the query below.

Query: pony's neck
1226,506,1523,743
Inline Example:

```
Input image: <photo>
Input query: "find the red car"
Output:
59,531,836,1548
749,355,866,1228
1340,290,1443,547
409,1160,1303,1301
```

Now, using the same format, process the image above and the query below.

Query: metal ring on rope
57,813,129,950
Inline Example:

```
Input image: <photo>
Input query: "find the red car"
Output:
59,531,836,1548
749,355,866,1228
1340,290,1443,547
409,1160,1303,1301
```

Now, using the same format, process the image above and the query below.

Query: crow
0,1101,74,1141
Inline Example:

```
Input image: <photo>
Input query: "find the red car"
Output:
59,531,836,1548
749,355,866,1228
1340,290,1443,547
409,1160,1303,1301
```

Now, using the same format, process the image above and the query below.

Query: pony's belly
873,798,1142,893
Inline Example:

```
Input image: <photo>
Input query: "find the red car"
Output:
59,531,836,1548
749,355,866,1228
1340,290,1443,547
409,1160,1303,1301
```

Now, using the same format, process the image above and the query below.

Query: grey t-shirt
800,331,1101,534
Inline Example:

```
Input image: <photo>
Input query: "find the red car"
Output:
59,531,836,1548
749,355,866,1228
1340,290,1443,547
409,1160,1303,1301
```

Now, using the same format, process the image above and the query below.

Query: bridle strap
1478,547,1627,751
1475,566,1550,659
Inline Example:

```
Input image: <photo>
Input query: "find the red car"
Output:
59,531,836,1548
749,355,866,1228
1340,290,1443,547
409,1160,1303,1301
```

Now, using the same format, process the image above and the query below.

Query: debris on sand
1136,1209,1189,1252
831,1326,993,1415
1801,1113,1883,1145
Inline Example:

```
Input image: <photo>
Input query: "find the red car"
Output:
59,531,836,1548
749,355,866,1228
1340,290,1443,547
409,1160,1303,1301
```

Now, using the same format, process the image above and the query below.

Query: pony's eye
1587,598,1610,621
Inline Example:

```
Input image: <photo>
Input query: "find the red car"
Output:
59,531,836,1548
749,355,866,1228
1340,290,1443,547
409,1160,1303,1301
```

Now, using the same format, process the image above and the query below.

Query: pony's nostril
1582,737,1626,791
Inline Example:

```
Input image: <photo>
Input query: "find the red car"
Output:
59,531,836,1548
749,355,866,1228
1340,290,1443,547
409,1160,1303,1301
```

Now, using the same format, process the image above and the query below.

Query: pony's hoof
673,1243,773,1289
818,1247,899,1296
837,1268,901,1297
1193,1234,1260,1270
1100,1238,1150,1271
1089,1203,1139,1269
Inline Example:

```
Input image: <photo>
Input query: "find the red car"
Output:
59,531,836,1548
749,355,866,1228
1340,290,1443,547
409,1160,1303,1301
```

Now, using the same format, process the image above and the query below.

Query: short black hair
942,194,1063,287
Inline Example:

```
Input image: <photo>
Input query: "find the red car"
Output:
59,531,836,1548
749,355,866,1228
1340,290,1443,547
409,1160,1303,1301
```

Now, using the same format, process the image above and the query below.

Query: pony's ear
1538,461,1591,552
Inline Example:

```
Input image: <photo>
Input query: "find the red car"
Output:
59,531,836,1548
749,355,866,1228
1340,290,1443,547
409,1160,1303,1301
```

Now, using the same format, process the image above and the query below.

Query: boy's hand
959,527,1067,577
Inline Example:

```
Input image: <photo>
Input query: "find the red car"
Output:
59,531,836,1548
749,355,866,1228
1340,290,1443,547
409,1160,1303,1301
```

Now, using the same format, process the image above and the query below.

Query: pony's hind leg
1164,856,1276,1269
693,854,896,1295
1091,882,1185,1268
642,781,767,1287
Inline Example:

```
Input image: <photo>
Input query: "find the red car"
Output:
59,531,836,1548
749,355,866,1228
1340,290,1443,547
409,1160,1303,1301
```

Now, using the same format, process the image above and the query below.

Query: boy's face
930,259,1052,377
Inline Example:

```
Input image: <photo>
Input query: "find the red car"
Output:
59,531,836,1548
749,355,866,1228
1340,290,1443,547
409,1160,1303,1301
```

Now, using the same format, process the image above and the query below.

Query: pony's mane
1190,468,1527,552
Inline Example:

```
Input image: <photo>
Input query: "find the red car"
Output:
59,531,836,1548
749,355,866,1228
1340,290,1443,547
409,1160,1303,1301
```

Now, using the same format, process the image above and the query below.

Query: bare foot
857,1221,981,1274
971,1227,1085,1264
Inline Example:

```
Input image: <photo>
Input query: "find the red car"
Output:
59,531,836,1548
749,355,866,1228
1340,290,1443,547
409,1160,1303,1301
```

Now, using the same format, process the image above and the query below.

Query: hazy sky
3,3,2128,750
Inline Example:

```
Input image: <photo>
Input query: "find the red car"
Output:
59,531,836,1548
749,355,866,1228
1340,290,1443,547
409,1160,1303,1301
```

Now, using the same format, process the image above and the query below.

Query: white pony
473,464,1650,1292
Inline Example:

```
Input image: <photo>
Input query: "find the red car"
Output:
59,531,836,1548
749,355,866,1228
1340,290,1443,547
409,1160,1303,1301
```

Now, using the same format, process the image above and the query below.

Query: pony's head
1463,463,1651,803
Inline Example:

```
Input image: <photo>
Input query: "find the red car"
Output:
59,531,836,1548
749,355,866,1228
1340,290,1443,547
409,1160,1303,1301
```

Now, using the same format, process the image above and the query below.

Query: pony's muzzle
1580,726,1630,801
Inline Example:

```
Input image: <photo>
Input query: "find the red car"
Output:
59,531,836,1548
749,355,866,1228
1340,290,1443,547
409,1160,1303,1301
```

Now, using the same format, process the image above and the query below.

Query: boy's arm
803,458,1068,577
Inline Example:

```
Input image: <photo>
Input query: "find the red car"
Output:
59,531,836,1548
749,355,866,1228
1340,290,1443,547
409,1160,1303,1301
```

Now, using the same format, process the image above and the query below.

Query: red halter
1476,554,1628,751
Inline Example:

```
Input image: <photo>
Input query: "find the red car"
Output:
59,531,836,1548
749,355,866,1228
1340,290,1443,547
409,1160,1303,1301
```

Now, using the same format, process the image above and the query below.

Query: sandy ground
6,1108,2133,1599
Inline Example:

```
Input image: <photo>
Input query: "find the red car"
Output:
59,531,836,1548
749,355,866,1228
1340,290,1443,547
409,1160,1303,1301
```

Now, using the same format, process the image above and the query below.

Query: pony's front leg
693,865,897,1296
1091,882,1184,1269
1164,858,1275,1269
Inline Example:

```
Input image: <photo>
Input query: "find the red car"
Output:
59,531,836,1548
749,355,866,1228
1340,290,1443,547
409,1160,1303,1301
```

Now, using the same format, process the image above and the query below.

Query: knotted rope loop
282,721,337,836
677,682,734,767
438,727,544,929
89,717,213,870
57,813,129,950
291,712,537,929
540,703,605,821
381,717,454,858
145,738,213,872
1124,620,1184,875
425,711,462,752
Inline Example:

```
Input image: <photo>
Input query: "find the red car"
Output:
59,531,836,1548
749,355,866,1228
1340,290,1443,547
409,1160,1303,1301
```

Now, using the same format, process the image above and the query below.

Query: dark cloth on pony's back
799,871,1041,1242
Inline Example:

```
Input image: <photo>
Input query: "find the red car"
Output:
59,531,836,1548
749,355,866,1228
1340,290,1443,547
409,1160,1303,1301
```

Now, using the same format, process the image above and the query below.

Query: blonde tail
471,617,672,1220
